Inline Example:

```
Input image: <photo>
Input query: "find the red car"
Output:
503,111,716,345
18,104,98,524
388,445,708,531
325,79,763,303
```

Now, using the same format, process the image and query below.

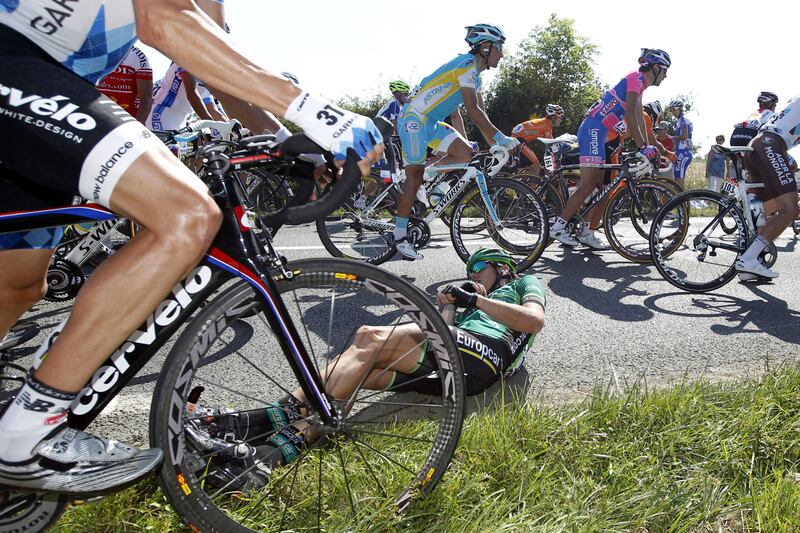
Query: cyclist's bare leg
757,191,799,241
0,248,53,338
33,148,222,392
396,165,424,219
427,138,472,168
558,166,604,222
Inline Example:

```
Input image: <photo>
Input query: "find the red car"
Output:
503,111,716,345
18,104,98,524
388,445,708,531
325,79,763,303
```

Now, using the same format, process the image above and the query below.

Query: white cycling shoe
551,228,579,247
576,230,608,250
734,258,778,279
0,425,163,496
395,238,423,261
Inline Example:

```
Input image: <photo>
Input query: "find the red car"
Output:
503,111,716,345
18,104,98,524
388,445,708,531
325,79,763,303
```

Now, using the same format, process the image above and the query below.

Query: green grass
55,364,800,532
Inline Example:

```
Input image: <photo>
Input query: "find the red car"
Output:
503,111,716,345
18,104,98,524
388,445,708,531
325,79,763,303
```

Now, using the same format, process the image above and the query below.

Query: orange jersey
511,117,554,142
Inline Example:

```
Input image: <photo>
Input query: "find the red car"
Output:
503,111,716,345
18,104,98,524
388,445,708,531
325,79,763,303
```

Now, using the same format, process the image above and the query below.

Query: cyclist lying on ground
0,0,383,496
203,248,546,490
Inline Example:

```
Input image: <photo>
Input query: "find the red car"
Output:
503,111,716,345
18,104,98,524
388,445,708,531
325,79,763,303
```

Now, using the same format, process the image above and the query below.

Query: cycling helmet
643,101,663,119
668,99,684,109
545,104,564,117
465,24,506,46
281,71,300,85
389,80,410,94
466,247,517,277
757,91,779,106
638,48,671,68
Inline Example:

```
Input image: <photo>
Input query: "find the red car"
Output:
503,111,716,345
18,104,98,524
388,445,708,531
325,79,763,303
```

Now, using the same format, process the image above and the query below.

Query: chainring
44,258,85,302
759,241,778,268
407,217,431,249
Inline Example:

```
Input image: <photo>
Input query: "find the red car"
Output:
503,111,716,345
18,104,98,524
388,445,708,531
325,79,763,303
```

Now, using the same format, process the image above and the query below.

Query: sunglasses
469,261,492,274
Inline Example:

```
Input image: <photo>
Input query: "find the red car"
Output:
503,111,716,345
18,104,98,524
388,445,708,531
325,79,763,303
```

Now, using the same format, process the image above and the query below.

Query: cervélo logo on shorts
0,84,96,130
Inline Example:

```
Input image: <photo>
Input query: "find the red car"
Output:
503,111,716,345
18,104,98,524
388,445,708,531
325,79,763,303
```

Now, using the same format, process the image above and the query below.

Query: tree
480,14,603,141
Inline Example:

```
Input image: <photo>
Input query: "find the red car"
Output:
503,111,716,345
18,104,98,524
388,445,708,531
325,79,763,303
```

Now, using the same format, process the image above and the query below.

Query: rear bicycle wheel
151,258,465,532
512,173,564,229
315,174,397,265
649,190,748,292
603,179,678,263
450,178,549,272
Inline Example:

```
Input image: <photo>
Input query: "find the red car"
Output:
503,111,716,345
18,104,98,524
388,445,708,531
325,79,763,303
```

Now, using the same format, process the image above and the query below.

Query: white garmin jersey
0,0,137,84
762,97,800,150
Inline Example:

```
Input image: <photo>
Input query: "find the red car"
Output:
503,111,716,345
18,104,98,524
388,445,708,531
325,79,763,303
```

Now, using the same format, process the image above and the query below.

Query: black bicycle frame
0,161,338,436
552,159,647,221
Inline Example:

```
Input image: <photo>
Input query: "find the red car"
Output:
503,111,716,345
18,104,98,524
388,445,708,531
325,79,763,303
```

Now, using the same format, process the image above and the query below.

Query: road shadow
538,249,655,322
642,288,800,344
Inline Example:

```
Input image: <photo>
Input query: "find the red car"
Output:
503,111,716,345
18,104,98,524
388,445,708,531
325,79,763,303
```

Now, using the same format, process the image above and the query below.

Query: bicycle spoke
344,431,417,475
347,427,435,445
336,437,358,517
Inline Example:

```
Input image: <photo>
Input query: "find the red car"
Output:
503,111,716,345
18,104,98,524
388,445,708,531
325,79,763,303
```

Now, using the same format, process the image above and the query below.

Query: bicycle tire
150,258,465,532
450,178,549,272
649,190,748,293
315,174,397,265
0,491,68,533
603,179,678,263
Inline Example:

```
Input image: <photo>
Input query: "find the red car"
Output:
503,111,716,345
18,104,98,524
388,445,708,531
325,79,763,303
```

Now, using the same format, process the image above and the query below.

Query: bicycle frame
0,158,339,462
356,159,504,233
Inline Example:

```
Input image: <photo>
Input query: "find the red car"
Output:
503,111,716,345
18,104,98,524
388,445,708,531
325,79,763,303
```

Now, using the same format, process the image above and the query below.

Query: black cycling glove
442,283,478,309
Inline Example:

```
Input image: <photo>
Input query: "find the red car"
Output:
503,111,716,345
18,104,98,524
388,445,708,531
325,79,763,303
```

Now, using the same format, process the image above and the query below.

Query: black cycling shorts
388,327,513,397
0,24,161,215
744,132,797,200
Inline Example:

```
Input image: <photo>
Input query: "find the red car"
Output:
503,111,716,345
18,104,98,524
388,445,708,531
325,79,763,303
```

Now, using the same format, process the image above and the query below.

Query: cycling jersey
0,0,137,84
511,117,554,143
585,72,648,133
673,114,693,151
96,45,151,116
147,62,215,131
761,96,800,150
376,97,402,123
456,275,545,356
737,108,775,130
404,53,482,122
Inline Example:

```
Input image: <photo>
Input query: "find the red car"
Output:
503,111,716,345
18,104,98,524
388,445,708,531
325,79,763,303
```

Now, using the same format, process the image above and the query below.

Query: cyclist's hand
639,145,659,161
440,284,478,308
665,151,678,163
461,280,487,297
492,131,520,151
285,92,384,175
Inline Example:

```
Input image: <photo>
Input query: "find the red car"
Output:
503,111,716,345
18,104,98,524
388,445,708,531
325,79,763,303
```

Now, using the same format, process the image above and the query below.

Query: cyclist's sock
393,216,409,240
0,372,75,463
253,426,307,469
551,217,567,232
740,235,769,263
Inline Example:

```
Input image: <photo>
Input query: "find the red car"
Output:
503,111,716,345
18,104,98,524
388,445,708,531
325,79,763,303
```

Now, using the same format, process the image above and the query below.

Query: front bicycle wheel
603,178,678,263
315,174,397,265
151,258,465,532
649,190,748,293
450,178,549,272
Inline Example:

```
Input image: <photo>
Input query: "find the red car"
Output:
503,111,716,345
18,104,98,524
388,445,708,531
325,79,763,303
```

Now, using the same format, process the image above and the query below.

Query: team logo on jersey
0,0,19,13
404,120,423,134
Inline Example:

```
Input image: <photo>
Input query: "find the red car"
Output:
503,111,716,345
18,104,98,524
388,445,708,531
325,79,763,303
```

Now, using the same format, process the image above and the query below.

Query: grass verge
54,364,800,532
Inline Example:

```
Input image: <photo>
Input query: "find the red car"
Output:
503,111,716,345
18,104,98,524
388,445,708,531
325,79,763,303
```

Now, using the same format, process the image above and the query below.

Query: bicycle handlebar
278,135,361,225
486,145,511,177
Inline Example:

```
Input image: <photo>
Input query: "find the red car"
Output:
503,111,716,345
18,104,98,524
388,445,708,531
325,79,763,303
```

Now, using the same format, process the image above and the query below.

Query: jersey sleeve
456,59,480,89
515,275,546,308
624,72,647,96
132,47,152,82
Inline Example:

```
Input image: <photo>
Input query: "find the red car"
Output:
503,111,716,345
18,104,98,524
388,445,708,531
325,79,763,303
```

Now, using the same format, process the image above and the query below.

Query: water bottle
430,182,451,206
748,193,765,227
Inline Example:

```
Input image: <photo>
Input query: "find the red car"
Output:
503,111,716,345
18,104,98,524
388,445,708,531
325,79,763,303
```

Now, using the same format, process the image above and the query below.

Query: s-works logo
0,84,97,130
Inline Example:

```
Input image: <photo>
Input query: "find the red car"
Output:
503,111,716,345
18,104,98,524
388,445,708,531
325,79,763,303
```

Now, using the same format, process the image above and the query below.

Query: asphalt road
4,221,800,445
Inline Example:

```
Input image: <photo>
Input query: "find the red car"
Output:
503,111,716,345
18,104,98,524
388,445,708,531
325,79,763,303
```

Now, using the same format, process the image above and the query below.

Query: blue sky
140,0,799,154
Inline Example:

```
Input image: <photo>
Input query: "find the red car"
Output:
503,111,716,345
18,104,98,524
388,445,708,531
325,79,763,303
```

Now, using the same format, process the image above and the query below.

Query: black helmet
757,91,779,107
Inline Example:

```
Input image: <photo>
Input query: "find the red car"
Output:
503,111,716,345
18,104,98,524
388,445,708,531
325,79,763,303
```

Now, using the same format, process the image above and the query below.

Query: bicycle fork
475,169,502,226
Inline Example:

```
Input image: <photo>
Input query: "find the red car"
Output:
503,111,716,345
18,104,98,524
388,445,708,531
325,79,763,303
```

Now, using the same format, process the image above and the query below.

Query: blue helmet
465,24,505,46
638,48,671,68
